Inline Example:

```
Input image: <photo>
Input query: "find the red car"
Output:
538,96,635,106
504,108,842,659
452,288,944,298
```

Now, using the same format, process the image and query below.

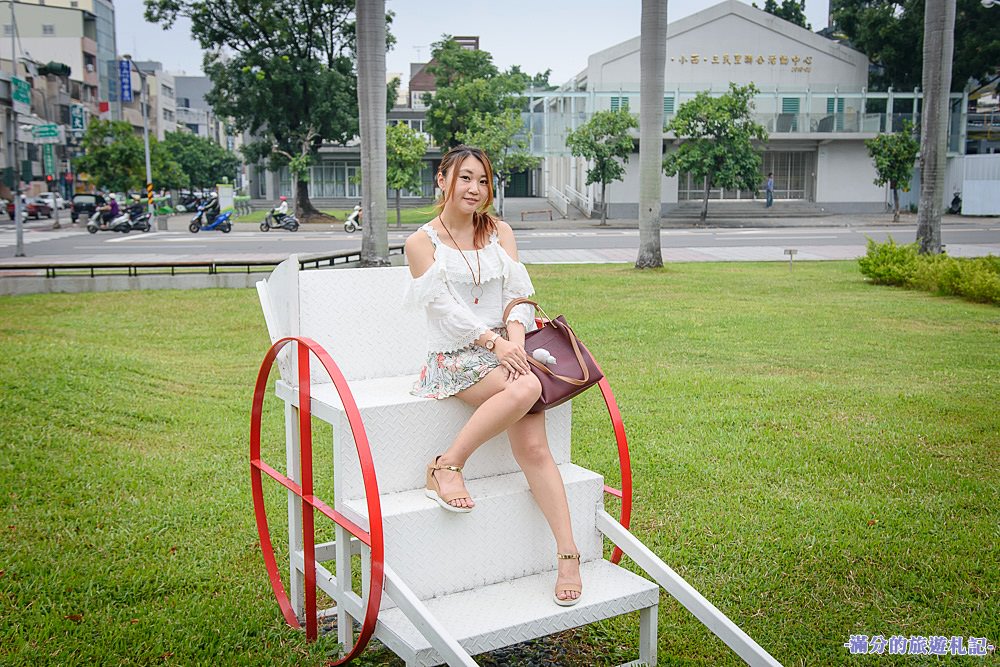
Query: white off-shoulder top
402,222,536,353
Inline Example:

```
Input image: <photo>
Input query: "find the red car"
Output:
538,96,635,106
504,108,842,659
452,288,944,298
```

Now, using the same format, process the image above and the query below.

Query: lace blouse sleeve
403,262,491,352
501,250,536,330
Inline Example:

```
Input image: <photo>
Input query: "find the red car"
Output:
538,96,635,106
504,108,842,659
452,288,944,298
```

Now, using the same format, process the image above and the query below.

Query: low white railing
565,185,594,217
547,185,569,217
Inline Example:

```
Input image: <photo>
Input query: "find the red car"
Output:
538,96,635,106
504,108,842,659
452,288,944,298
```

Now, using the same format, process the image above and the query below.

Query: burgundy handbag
502,298,604,413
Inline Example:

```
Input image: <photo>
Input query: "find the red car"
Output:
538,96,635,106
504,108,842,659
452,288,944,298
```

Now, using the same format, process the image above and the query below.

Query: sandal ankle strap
556,553,580,560
430,462,463,473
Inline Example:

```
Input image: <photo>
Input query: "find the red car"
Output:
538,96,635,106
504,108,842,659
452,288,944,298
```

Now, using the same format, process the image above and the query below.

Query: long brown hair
434,145,498,248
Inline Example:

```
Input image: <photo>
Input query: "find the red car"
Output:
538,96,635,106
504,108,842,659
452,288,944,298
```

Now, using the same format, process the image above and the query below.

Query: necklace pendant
471,283,484,305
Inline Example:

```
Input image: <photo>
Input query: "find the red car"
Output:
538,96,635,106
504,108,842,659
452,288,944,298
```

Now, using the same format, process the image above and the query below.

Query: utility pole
123,55,159,230
8,0,24,255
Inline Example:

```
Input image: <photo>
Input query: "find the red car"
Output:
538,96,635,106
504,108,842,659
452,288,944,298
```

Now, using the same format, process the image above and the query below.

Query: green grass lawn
1,262,997,666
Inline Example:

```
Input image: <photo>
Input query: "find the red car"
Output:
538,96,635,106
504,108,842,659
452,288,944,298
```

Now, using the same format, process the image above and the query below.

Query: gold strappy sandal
553,553,583,606
425,457,473,513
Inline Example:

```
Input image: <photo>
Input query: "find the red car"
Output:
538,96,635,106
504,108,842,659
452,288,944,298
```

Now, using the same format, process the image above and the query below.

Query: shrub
859,238,1000,305
858,236,918,286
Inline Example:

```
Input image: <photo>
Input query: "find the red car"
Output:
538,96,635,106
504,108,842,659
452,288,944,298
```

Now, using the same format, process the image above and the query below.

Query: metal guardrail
0,245,406,279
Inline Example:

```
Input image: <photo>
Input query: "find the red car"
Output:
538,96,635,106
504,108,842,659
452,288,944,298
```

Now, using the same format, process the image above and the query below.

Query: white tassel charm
532,348,557,366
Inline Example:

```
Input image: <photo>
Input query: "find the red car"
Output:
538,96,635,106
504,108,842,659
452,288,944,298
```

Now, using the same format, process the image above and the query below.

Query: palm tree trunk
916,0,955,255
356,0,389,266
892,184,900,223
395,189,401,227
635,0,668,268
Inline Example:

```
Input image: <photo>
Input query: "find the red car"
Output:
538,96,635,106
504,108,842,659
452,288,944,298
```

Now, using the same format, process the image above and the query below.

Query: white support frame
597,511,782,667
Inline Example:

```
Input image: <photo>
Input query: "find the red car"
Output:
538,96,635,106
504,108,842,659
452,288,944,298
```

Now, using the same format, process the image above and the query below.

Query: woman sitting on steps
403,145,583,606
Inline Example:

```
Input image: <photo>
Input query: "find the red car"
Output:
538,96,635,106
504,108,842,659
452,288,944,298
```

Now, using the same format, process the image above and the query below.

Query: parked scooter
189,203,233,233
261,208,300,232
948,191,962,215
343,203,362,233
86,209,132,234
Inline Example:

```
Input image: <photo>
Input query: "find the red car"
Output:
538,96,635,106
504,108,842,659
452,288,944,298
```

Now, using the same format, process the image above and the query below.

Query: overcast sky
116,0,830,84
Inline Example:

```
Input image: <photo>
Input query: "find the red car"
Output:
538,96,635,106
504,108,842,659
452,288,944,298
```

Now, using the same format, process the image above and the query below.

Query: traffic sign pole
9,2,24,256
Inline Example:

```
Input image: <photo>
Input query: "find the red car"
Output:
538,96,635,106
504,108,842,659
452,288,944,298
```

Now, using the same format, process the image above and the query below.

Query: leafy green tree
423,36,532,148
145,0,389,222
386,123,427,228
150,141,188,191
865,120,919,222
755,0,810,28
161,131,240,190
457,109,540,219
75,120,186,194
565,109,638,226
832,0,1000,91
662,83,769,223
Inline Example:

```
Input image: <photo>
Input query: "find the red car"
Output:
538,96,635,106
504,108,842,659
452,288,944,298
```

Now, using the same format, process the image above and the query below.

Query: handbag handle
502,298,590,386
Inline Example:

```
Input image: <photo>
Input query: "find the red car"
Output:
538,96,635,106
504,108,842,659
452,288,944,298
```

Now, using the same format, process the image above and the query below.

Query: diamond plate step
376,559,660,667
276,376,571,498
342,463,605,607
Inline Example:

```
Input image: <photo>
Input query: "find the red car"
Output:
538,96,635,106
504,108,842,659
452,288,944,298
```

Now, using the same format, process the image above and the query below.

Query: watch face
485,340,495,350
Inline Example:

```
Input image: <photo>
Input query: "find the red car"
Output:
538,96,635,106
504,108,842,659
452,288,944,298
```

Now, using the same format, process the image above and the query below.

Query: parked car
70,193,106,223
37,192,67,210
6,198,53,220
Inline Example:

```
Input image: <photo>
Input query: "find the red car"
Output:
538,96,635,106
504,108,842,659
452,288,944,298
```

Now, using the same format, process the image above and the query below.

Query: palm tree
356,0,389,266
635,0,668,269
915,0,956,255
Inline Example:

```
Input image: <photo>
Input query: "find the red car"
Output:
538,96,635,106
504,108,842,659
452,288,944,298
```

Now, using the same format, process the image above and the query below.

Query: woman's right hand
493,337,530,375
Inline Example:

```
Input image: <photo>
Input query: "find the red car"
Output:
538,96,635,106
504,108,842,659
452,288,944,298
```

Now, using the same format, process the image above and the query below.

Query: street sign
12,77,31,115
119,60,133,103
70,104,85,133
43,145,55,177
32,124,59,139
30,124,63,144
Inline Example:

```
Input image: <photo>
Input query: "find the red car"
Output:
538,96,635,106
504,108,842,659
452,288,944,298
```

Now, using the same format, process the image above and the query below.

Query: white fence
962,154,1000,215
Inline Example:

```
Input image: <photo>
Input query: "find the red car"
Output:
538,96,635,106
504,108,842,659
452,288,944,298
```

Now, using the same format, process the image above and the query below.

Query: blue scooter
189,204,233,233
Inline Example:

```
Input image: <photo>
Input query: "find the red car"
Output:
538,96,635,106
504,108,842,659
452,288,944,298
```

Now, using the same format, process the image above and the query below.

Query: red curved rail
596,374,633,565
250,336,384,663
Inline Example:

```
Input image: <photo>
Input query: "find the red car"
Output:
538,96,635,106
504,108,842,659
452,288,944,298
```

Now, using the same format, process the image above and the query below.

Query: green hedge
859,237,1000,305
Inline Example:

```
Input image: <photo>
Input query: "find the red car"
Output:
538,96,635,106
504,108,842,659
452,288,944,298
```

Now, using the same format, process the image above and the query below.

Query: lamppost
7,0,24,256
122,54,160,230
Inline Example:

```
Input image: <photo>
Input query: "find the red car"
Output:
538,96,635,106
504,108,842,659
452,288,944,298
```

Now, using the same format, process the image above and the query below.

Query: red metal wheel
249,336,384,663
596,374,633,566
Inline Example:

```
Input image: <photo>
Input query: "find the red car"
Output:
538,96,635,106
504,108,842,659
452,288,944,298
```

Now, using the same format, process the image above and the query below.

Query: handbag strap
504,298,590,386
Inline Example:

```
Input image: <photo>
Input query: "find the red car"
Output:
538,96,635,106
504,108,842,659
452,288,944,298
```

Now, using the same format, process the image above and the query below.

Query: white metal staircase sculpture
252,257,781,666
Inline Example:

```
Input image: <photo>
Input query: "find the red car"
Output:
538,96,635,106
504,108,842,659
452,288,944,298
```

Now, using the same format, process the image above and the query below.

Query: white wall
815,141,882,203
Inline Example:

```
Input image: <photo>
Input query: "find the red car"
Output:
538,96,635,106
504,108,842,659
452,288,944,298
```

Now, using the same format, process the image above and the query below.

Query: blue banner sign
119,60,133,103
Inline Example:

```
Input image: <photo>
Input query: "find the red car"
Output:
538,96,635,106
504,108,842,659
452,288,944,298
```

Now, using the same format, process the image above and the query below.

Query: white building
540,0,963,216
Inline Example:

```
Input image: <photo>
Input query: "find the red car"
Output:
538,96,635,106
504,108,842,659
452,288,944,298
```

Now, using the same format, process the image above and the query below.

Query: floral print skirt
411,327,507,400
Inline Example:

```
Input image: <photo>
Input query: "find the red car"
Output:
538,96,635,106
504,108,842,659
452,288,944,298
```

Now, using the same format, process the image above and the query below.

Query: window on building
42,24,55,35
71,0,79,6
827,97,845,131
663,96,674,115
3,25,12,36
610,96,629,112
780,97,800,132
162,85,174,99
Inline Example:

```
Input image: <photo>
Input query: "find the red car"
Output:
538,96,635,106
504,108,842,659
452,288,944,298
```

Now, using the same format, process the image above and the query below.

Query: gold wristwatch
484,332,500,351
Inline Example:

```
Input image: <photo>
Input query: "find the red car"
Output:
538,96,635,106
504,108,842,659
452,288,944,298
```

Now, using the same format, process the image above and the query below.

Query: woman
403,145,582,606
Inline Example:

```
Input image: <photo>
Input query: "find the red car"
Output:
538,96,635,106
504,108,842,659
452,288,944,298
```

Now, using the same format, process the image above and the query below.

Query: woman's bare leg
431,367,541,509
507,412,581,602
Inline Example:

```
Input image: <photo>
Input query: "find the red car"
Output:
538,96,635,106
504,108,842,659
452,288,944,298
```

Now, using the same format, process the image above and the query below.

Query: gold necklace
439,217,483,304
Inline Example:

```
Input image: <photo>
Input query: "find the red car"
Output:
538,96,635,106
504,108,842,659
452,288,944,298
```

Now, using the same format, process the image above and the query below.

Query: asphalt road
2,216,999,265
